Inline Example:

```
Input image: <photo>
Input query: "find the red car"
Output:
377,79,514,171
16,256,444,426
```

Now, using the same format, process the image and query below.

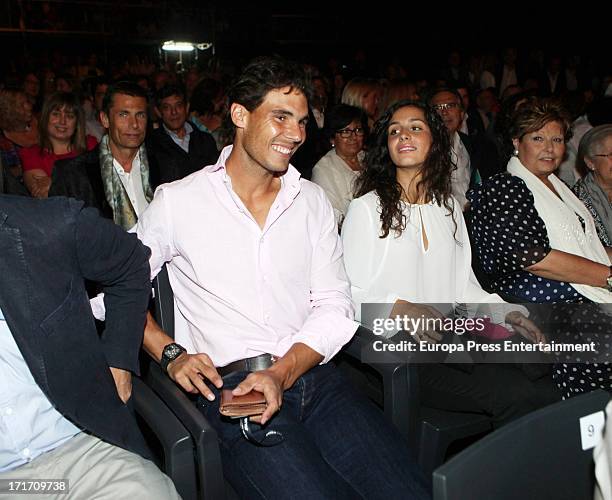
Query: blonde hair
341,78,382,117
0,89,27,131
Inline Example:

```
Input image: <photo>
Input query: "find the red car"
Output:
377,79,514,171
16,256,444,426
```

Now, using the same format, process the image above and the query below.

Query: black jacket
146,123,218,189
49,146,113,219
0,195,152,458
459,131,503,182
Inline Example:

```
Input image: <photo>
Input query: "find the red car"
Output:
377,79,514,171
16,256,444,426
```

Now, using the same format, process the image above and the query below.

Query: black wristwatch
161,342,186,374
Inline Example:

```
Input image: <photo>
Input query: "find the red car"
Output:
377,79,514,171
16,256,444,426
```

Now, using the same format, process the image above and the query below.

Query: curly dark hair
354,99,456,239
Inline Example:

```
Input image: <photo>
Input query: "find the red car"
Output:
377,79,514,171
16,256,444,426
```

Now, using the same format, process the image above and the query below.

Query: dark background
0,1,609,79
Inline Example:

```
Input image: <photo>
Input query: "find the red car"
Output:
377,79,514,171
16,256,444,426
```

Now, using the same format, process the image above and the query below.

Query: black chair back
433,389,611,500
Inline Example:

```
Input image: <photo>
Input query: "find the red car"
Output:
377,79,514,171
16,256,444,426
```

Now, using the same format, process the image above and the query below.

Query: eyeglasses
432,102,460,112
593,152,612,159
336,127,365,138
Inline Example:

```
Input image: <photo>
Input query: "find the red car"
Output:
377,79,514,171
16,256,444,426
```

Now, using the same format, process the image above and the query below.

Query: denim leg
198,372,357,500
301,365,431,500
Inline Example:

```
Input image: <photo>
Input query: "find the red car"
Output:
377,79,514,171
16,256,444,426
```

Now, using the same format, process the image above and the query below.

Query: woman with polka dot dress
468,98,612,399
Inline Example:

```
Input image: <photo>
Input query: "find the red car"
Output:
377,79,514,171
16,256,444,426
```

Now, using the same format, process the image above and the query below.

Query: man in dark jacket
0,195,179,498
147,84,218,189
50,81,154,230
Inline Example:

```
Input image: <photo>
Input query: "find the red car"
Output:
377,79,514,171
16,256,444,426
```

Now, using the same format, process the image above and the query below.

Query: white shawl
507,156,612,303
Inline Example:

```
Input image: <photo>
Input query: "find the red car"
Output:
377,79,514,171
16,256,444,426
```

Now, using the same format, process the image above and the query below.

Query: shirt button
22,448,31,457
5,408,13,415
260,237,264,244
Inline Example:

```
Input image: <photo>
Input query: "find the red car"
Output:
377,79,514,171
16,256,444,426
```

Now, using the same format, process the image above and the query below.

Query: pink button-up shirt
137,146,358,366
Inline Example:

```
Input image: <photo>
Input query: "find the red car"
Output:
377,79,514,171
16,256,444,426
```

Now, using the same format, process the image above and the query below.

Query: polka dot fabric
468,173,611,399
467,174,581,304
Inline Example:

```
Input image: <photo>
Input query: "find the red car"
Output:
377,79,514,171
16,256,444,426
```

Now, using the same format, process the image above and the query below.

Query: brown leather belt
217,354,276,377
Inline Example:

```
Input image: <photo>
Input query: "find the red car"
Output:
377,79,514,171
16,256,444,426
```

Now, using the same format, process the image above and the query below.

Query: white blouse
341,191,509,323
311,149,361,225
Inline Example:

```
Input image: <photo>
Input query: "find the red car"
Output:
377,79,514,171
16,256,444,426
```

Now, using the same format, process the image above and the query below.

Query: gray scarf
99,134,153,230
582,172,612,243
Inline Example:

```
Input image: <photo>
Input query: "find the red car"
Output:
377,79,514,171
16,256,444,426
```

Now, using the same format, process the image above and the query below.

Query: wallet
219,390,267,418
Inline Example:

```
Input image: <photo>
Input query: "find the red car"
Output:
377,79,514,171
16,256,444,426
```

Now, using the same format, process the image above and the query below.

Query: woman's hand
391,299,444,343
31,175,51,198
505,311,547,344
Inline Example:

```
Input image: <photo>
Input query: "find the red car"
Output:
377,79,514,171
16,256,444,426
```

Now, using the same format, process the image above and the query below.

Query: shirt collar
162,121,193,140
206,145,302,197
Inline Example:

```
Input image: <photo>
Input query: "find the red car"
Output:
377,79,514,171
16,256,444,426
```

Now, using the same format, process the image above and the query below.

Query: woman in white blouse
341,99,561,427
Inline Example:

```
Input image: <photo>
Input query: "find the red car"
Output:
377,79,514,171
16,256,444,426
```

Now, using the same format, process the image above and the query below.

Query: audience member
468,98,612,398
22,72,41,109
21,92,96,198
85,77,110,141
378,80,419,117
136,56,430,499
189,78,226,150
496,48,522,98
311,104,366,227
428,88,477,208
341,77,382,128
572,124,612,246
0,89,38,181
147,84,218,188
342,99,559,427
50,81,152,229
311,75,329,129
0,195,179,499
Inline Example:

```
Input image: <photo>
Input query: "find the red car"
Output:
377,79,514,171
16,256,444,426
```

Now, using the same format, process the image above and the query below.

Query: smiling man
50,81,153,230
138,56,430,499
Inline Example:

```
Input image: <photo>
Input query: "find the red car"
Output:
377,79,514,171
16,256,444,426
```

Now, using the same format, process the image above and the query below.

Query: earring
513,149,519,157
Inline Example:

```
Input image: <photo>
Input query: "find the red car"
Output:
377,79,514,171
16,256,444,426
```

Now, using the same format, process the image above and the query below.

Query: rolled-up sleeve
290,193,358,363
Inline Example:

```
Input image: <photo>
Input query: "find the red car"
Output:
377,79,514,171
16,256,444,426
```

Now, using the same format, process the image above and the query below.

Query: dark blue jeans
198,363,430,499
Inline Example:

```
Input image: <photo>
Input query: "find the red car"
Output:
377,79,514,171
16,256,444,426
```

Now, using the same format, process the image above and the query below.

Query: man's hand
505,311,547,344
109,367,132,403
167,352,223,401
232,369,284,425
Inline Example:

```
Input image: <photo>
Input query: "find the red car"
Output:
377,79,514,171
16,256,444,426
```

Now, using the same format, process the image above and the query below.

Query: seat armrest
132,376,197,500
341,327,419,448
145,362,227,500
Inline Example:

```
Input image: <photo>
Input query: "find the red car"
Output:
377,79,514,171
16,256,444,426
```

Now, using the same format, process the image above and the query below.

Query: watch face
163,343,184,361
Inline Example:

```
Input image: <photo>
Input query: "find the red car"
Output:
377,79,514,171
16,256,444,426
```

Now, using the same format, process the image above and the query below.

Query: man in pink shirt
138,56,429,499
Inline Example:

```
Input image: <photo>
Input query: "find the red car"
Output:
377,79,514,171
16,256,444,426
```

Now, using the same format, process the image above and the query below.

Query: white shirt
112,154,149,218
136,145,357,366
0,307,80,471
341,192,514,325
499,65,518,97
480,70,496,90
460,113,469,135
556,115,592,186
311,149,362,225
450,132,471,210
163,121,193,153
312,109,325,129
